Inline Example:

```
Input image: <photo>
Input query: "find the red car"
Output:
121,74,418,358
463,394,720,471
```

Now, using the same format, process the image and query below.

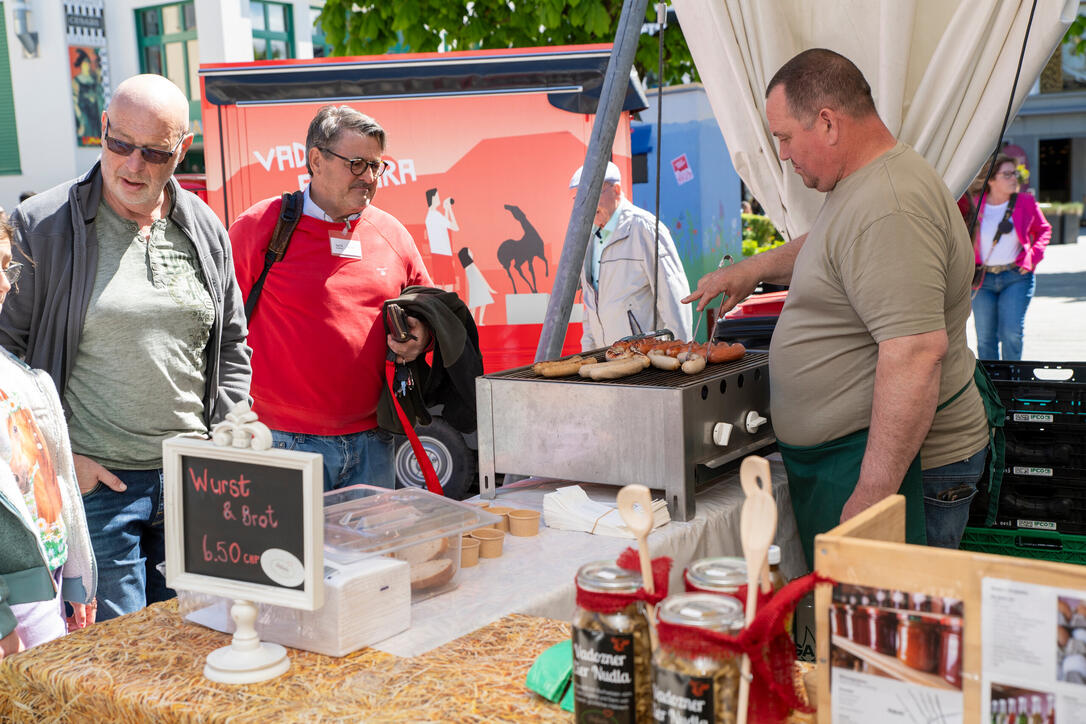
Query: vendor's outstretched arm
841,329,946,522
682,233,807,315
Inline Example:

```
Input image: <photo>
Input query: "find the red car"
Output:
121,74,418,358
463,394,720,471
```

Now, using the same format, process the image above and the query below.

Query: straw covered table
0,600,817,722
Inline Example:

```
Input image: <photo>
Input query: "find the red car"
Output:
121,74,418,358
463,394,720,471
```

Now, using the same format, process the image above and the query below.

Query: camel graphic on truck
497,204,549,294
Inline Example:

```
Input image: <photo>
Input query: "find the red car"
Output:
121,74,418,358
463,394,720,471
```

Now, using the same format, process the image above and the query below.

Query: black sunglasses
318,147,390,178
103,116,185,165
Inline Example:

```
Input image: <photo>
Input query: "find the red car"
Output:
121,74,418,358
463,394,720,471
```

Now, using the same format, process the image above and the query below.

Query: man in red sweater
231,105,432,490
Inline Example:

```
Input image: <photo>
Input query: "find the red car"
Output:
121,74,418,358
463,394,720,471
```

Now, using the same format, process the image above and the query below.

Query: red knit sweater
231,197,431,435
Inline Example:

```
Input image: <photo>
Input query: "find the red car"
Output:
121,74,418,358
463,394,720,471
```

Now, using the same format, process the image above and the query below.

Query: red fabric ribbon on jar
660,572,834,723
574,547,672,613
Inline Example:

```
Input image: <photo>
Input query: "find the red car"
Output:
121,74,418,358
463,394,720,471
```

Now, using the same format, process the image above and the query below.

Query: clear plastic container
322,485,500,601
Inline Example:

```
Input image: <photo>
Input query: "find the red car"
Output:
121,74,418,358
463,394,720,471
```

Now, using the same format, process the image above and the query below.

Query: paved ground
963,232,1086,362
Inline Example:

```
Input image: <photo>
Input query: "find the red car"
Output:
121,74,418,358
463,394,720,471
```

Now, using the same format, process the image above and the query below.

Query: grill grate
486,351,769,389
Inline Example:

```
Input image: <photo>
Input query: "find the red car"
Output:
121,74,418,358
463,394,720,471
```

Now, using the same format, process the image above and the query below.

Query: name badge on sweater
329,232,362,259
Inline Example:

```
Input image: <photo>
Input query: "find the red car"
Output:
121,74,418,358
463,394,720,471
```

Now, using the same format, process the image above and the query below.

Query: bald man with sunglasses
0,75,252,621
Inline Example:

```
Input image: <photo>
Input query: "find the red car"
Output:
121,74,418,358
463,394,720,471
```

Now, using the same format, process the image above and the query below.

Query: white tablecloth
374,455,806,657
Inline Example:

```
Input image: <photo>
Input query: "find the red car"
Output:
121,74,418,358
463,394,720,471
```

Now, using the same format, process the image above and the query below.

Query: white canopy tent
673,0,1078,239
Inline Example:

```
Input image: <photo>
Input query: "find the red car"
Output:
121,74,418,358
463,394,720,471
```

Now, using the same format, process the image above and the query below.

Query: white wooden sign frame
163,436,324,611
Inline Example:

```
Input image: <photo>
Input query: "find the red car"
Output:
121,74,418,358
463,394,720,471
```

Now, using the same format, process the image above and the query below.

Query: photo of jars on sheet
989,684,1054,723
830,583,963,691
1058,596,1086,685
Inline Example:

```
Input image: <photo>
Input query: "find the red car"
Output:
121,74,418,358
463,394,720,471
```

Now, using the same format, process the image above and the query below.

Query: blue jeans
972,268,1035,360
922,448,987,549
80,469,174,622
271,428,395,491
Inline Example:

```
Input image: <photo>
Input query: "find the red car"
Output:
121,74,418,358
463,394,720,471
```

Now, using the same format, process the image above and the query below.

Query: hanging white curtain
672,0,1077,239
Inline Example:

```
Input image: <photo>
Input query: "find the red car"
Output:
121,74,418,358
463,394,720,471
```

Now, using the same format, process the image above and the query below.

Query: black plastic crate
981,360,1086,427
1003,425,1086,471
982,360,1086,382
994,382,1086,425
970,472,1086,534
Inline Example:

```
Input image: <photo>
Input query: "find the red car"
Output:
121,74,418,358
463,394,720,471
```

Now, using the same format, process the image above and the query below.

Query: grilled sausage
647,350,681,370
681,354,707,375
706,341,746,364
587,354,650,380
541,357,597,377
532,355,584,376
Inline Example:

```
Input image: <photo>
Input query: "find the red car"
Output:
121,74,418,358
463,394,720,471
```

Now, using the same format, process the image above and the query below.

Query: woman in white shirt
970,155,1052,360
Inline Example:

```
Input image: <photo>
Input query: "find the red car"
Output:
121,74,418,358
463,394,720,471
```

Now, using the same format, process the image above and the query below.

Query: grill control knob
712,422,734,447
745,411,768,434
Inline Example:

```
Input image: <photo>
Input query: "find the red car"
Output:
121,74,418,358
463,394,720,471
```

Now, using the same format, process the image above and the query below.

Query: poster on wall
65,1,110,147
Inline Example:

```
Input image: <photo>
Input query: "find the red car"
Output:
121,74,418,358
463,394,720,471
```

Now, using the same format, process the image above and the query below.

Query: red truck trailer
199,45,650,496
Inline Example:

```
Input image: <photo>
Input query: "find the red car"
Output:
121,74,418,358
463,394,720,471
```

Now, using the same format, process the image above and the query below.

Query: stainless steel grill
476,351,775,520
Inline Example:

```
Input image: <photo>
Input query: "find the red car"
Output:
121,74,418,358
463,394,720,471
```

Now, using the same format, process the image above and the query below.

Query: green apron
778,360,1005,565
971,362,1007,526
779,428,926,566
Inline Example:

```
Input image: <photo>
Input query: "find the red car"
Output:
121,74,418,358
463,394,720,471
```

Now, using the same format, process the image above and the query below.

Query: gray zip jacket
580,200,693,350
0,162,251,431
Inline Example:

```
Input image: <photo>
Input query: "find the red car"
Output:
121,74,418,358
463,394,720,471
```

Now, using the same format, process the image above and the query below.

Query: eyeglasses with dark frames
996,171,1018,179
103,116,186,165
318,147,390,178
2,261,22,286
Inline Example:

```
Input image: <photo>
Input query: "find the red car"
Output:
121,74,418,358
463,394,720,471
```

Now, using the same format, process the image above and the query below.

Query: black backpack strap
244,190,304,322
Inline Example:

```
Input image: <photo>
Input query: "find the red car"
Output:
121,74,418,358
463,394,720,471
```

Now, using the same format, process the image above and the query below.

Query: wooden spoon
737,456,778,724
616,484,655,594
739,455,774,593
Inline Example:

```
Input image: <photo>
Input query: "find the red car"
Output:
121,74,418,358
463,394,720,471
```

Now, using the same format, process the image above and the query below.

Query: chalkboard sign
164,437,323,610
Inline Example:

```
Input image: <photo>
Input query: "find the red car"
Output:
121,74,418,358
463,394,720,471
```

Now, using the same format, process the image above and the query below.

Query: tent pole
534,0,650,363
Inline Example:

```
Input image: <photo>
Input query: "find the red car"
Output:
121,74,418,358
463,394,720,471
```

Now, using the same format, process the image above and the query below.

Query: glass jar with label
896,613,940,672
849,606,873,647
869,608,898,656
832,604,851,637
653,593,744,723
684,557,746,604
573,561,652,724
939,617,962,687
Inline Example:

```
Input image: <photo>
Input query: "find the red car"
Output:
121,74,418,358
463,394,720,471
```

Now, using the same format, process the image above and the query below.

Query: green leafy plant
1065,13,1086,56
741,213,785,256
316,1,698,86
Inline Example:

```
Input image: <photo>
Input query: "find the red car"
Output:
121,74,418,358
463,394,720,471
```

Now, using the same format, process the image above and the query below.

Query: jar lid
767,545,780,565
577,561,643,593
658,594,744,631
686,557,747,591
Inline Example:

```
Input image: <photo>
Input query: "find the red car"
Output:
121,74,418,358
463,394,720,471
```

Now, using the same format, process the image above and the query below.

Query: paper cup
460,537,480,567
467,500,491,509
471,528,505,558
486,506,514,532
507,509,541,537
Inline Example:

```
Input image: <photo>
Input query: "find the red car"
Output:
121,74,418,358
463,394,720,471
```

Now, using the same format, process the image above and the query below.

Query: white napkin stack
542,485,670,537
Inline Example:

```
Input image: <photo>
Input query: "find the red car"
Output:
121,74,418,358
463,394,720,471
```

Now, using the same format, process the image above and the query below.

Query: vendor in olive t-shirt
684,49,993,559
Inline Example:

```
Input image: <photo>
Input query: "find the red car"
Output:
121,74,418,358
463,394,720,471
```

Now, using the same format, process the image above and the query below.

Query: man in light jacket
569,162,693,350
0,75,251,621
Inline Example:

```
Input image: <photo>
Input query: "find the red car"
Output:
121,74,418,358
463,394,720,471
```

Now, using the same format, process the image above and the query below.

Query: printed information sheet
982,577,1086,724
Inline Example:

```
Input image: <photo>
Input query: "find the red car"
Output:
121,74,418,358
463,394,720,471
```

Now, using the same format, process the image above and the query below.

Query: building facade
1005,3,1085,209
0,0,330,212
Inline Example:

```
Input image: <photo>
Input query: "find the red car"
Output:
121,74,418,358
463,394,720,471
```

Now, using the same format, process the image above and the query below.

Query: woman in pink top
970,154,1051,360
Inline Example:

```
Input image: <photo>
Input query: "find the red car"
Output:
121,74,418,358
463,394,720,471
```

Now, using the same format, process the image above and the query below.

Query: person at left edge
0,75,252,622
230,105,433,491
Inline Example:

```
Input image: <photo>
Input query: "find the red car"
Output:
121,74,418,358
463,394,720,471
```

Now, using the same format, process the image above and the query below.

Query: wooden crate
814,495,1086,722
